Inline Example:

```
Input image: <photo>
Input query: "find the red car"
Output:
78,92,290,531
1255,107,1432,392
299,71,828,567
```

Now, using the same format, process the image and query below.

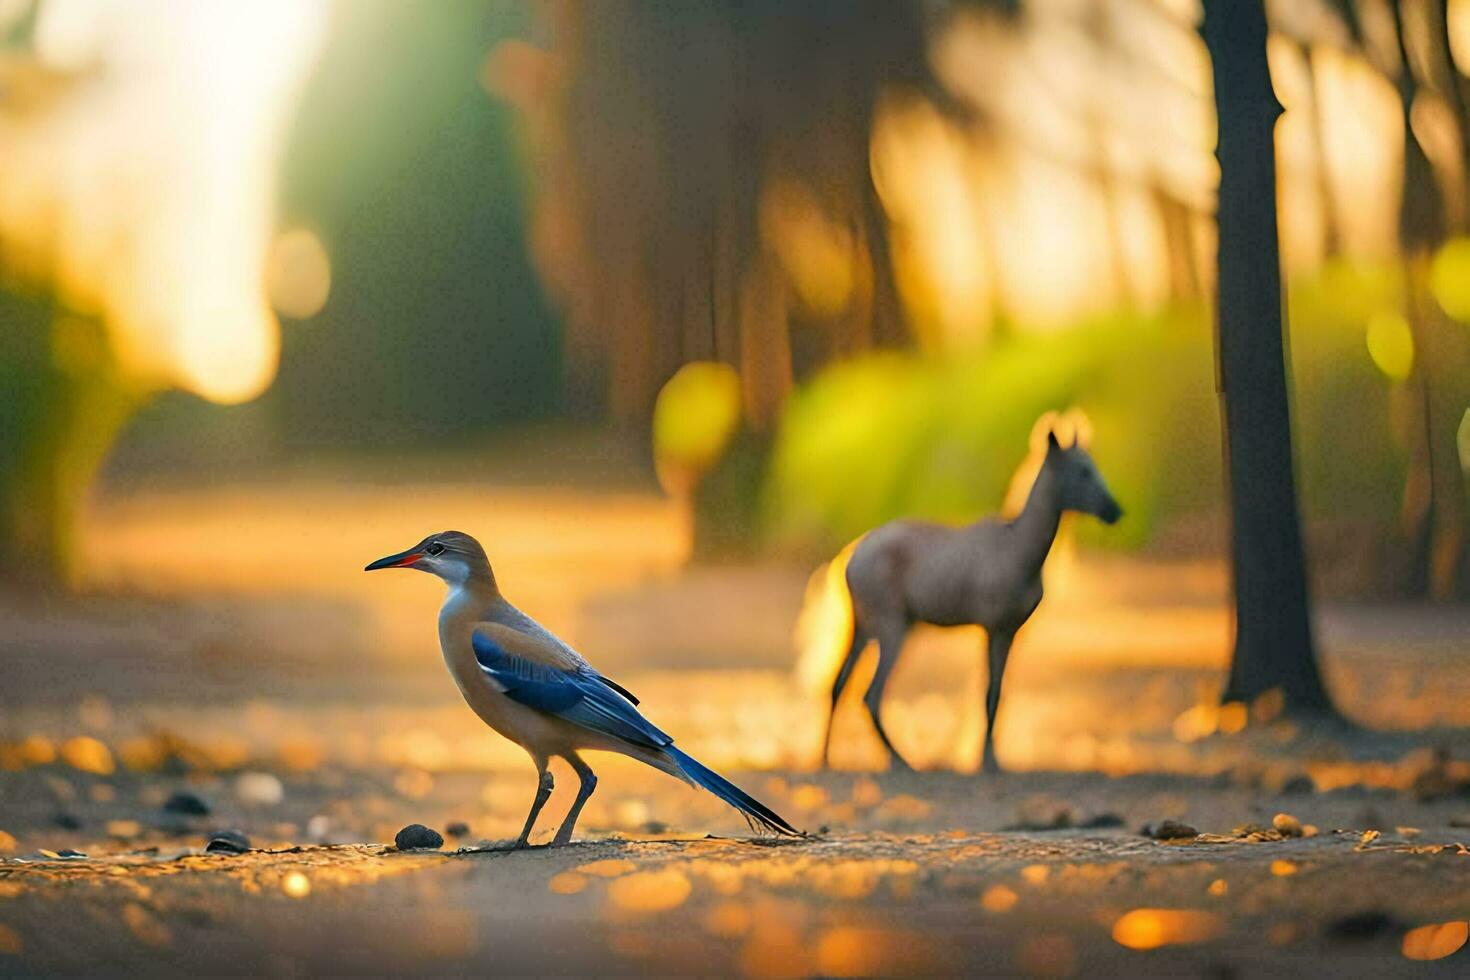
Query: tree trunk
1201,0,1337,714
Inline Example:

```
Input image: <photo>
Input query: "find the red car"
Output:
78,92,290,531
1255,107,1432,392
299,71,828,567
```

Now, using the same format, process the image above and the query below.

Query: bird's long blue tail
665,746,803,837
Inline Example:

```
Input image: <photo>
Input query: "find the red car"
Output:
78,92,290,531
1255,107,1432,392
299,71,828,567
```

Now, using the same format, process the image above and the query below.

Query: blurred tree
1201,0,1337,714
490,0,943,431
1387,0,1469,598
1319,0,1470,598
0,0,327,583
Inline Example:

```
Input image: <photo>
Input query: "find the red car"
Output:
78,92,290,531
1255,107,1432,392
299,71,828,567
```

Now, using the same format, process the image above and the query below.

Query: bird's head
365,530,491,586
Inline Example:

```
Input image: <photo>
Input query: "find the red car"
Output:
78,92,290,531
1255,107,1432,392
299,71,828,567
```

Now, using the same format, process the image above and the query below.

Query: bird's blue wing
471,630,670,749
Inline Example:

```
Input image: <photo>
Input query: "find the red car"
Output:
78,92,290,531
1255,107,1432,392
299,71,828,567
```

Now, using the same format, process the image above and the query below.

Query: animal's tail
665,745,804,837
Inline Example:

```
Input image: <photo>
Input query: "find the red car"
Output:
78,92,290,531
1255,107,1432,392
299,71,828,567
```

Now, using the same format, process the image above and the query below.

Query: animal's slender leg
515,762,555,848
980,629,1014,775
551,753,598,845
864,620,914,771
821,623,869,767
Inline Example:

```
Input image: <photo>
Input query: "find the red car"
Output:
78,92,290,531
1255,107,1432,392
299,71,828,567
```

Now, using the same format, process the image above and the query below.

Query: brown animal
821,431,1122,772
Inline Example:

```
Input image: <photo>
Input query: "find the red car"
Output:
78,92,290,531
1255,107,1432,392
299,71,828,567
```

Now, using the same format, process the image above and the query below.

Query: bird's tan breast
434,600,592,758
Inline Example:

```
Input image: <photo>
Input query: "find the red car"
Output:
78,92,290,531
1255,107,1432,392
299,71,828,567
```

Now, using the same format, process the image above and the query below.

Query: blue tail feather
666,746,802,837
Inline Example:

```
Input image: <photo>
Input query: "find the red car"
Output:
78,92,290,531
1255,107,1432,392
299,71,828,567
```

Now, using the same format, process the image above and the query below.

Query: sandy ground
1,766,1469,977
3,462,1470,975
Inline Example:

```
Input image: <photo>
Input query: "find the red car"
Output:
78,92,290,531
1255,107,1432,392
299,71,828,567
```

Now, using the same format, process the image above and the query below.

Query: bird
365,530,801,846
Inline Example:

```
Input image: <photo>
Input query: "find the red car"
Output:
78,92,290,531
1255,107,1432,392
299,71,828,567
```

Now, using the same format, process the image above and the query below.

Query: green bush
762,264,1412,559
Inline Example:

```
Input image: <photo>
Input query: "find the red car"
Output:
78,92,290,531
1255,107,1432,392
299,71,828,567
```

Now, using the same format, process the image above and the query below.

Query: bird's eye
425,542,445,556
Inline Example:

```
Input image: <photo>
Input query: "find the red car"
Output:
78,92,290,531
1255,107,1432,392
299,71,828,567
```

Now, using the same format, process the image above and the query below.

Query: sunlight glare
0,0,329,404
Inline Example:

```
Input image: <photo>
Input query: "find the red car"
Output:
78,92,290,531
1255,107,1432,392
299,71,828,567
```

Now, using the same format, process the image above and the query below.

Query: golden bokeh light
59,736,115,776
981,884,1019,913
815,926,930,977
0,0,329,405
575,859,637,878
652,362,743,495
267,227,333,320
1112,909,1224,950
1401,921,1469,961
1217,701,1248,735
1429,236,1470,321
281,871,312,899
606,869,692,913
548,872,588,895
1365,310,1415,380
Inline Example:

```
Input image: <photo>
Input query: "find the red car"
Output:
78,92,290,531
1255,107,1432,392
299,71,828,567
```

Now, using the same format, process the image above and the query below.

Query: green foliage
0,292,142,583
762,264,1412,557
653,362,742,490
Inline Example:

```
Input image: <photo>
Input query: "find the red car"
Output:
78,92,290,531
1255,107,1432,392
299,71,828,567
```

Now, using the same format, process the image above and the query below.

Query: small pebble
163,790,212,817
235,772,284,807
306,815,332,841
56,849,88,859
444,821,470,839
1141,819,1198,840
394,824,444,851
205,830,252,855
1272,813,1304,838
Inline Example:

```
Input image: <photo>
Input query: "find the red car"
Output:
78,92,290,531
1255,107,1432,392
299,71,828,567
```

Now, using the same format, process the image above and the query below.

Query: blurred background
2,0,1470,812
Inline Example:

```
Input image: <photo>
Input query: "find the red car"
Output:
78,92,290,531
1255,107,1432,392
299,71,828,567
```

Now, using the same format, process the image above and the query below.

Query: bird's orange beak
364,548,424,571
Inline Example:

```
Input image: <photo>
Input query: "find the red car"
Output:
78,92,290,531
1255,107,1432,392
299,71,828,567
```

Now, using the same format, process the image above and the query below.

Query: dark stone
1141,819,1198,840
163,790,212,816
1324,911,1398,941
1079,812,1126,829
56,849,87,858
444,821,471,839
1004,811,1074,832
394,824,444,851
1281,774,1315,795
205,830,252,854
51,812,82,830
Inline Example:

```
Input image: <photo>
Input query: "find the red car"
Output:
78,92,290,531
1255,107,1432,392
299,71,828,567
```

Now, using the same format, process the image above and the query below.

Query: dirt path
3,465,1469,974
3,793,1467,976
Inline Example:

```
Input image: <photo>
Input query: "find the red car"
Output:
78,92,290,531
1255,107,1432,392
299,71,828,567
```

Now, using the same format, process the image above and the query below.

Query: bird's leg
980,629,1014,775
821,625,869,767
515,765,555,848
864,620,914,772
551,754,598,846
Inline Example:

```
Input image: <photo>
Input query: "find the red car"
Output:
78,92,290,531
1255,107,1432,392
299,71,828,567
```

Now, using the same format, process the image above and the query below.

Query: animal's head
364,530,491,585
1045,430,1123,525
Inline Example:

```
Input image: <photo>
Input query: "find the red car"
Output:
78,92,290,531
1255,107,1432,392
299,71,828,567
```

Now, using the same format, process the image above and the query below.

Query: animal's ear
1047,429,1061,452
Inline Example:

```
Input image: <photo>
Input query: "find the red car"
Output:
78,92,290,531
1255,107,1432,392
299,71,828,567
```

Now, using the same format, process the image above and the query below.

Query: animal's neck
1011,462,1063,577
442,570,500,619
